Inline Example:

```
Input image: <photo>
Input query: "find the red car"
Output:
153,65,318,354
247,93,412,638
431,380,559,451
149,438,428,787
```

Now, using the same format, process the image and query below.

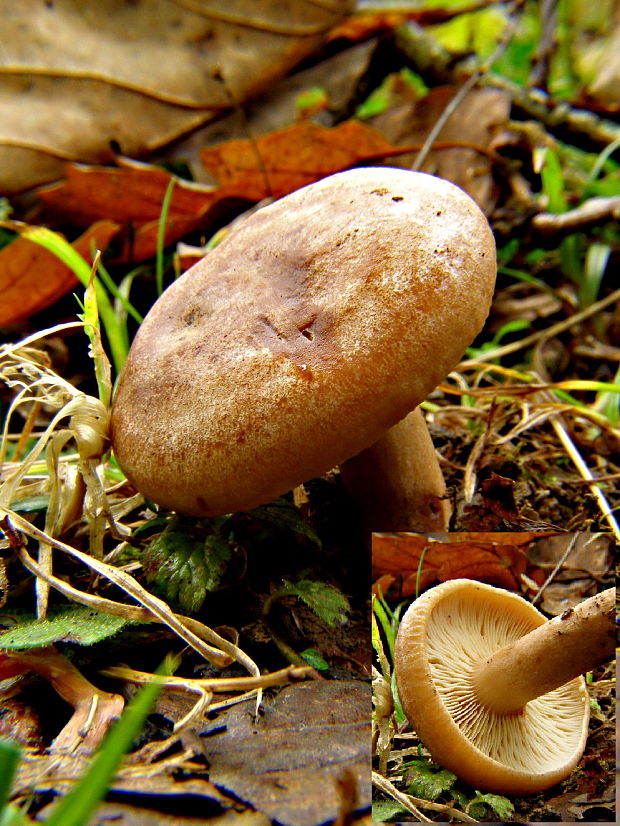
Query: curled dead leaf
0,221,120,326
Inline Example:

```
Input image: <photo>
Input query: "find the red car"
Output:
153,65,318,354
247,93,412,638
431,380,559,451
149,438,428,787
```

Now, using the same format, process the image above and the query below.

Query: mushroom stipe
395,580,615,794
111,167,496,520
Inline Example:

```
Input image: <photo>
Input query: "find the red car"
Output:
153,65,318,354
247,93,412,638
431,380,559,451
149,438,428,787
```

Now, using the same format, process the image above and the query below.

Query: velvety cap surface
111,167,496,515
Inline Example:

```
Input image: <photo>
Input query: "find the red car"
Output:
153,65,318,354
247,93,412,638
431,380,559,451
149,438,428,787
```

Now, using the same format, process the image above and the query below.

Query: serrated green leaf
281,579,349,627
144,516,233,612
372,799,409,821
404,759,457,801
470,791,514,819
0,606,132,649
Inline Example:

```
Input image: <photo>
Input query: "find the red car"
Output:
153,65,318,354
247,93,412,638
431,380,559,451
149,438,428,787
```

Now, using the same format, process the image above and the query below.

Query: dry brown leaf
0,220,120,326
200,120,400,199
200,681,370,826
38,161,219,226
0,0,355,193
36,121,402,265
371,533,531,596
37,159,228,263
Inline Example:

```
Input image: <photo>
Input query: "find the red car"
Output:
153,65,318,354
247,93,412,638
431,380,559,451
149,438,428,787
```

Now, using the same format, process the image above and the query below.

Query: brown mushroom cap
394,579,595,795
110,167,496,516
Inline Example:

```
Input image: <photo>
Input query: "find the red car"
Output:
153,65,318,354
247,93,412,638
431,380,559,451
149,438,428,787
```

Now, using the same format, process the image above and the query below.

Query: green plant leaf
144,516,234,612
295,86,328,114
21,226,127,375
0,739,21,814
469,790,514,819
372,799,410,821
247,498,322,548
279,579,349,627
404,759,457,801
300,648,329,671
0,606,133,649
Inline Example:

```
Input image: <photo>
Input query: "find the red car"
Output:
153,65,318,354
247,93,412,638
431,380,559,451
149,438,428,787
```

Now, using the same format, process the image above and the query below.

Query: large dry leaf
0,221,120,326
0,0,355,193
200,681,371,826
371,533,536,597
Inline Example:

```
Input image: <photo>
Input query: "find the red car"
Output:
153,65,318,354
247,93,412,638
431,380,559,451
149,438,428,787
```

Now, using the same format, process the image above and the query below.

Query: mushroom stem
471,588,615,714
339,408,452,531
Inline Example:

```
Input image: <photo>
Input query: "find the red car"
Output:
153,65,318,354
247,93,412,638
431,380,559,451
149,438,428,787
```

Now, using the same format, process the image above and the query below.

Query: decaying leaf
0,0,355,193
200,680,371,826
369,86,511,211
35,121,402,265
0,220,120,326
371,533,535,596
200,120,399,199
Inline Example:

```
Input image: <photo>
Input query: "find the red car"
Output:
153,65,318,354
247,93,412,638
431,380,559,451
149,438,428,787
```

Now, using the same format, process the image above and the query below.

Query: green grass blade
156,178,176,296
0,739,21,812
20,226,127,375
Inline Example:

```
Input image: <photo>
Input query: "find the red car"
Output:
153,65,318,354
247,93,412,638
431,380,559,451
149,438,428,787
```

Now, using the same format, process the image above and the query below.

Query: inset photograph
372,532,615,823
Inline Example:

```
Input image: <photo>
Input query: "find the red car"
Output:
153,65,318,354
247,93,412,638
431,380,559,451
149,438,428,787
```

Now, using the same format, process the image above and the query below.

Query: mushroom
394,579,615,794
339,407,452,531
110,167,496,522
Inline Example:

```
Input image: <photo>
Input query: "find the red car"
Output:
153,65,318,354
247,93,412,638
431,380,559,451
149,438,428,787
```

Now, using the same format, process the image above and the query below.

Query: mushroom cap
394,579,589,795
110,167,496,516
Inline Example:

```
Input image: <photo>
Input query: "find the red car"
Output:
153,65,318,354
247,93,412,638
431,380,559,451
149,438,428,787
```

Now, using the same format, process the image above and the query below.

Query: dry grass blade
2,509,259,676
459,288,620,368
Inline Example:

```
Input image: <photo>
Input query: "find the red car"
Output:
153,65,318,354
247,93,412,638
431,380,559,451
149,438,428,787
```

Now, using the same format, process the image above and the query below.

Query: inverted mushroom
110,167,496,520
394,579,615,794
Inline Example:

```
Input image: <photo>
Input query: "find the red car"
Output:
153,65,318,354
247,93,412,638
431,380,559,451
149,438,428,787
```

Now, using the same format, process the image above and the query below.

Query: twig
531,534,579,605
396,15,620,147
529,0,558,88
459,287,620,368
412,0,526,171
532,196,620,235
484,71,620,145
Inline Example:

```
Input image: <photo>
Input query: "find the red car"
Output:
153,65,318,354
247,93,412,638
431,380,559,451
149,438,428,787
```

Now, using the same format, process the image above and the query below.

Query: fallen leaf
371,533,531,596
0,0,355,193
200,120,400,199
37,121,402,264
0,220,120,326
37,160,224,262
79,801,268,826
200,681,371,826
38,161,218,226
